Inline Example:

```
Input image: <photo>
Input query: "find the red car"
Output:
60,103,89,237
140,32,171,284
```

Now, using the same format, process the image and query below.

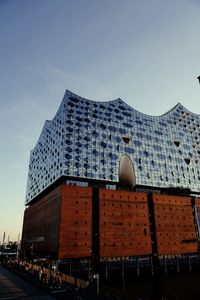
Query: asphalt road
0,265,56,299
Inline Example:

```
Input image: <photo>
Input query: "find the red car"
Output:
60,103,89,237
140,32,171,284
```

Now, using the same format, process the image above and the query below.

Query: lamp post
16,233,20,260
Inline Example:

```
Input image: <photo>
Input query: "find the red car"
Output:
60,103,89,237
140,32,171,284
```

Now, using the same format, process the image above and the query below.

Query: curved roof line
65,89,199,118
31,90,200,153
172,102,200,117
65,89,121,105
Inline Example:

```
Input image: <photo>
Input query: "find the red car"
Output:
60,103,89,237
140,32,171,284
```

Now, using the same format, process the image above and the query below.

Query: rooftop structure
26,90,200,204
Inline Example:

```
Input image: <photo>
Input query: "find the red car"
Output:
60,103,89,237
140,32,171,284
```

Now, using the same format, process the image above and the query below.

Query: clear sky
1,0,200,243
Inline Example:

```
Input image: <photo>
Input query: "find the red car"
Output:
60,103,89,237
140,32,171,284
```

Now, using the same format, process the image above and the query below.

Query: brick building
22,90,200,272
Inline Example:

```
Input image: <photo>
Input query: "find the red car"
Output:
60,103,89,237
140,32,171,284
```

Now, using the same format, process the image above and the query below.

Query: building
25,90,200,204
22,90,200,273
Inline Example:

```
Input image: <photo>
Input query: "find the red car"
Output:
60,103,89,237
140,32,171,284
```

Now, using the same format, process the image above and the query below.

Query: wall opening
119,154,136,189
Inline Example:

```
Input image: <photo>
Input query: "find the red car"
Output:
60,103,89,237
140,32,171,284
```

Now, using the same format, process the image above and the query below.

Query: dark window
184,158,190,165
155,130,163,136
76,116,82,122
123,122,133,128
119,128,126,134
135,120,143,125
122,136,131,144
76,142,82,147
84,136,91,142
174,141,180,147
118,105,126,111
69,97,79,103
84,163,89,169
75,162,81,168
84,118,90,123
100,123,106,130
159,121,167,127
109,153,118,160
92,149,99,156
108,125,116,132
66,120,73,125
75,148,81,154
115,136,121,143
116,115,123,120
65,147,72,152
124,112,131,117
100,141,107,148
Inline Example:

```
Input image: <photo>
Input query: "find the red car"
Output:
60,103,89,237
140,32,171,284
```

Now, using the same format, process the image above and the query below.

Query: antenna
2,231,5,245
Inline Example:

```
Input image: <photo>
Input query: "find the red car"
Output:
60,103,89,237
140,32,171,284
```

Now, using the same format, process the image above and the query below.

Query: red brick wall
22,186,61,254
195,198,200,217
99,189,152,257
58,186,92,259
22,185,199,259
153,194,198,255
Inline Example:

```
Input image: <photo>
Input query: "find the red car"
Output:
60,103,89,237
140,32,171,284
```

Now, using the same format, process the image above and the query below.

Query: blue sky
1,0,200,242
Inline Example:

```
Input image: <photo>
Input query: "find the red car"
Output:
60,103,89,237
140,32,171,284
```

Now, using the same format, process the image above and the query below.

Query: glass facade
25,89,200,204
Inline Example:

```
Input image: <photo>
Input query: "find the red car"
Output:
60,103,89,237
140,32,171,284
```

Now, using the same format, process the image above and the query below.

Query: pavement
0,264,106,300
0,265,56,299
